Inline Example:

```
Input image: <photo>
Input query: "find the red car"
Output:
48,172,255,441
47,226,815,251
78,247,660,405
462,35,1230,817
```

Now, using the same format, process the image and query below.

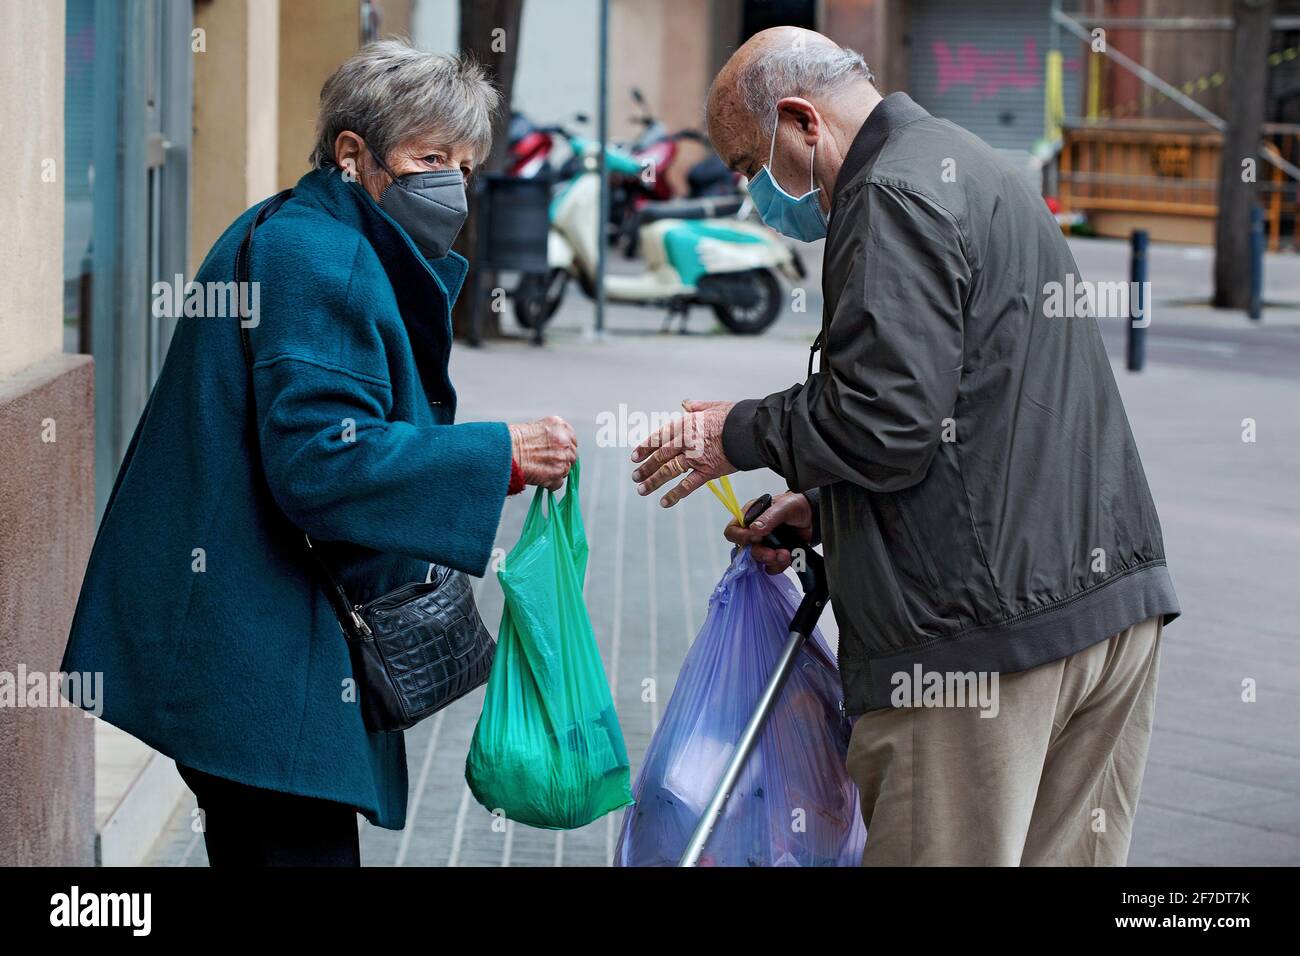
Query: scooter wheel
711,269,782,335
513,269,569,330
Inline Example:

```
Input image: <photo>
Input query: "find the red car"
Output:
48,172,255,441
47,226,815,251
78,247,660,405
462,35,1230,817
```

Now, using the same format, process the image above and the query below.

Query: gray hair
728,42,875,122
309,39,500,169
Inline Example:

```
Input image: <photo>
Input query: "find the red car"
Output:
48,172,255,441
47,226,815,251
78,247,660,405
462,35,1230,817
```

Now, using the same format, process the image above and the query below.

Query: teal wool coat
62,167,512,828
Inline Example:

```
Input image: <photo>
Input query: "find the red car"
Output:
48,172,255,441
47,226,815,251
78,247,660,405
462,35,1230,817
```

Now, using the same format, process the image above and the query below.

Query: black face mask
367,146,469,260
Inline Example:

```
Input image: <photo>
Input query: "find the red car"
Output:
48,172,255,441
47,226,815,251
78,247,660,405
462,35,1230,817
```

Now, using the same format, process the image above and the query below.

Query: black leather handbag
234,189,495,733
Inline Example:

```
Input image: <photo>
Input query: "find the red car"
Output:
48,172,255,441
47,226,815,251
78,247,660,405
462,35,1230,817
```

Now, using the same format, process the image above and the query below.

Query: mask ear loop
365,144,395,177
363,142,407,203
769,110,819,198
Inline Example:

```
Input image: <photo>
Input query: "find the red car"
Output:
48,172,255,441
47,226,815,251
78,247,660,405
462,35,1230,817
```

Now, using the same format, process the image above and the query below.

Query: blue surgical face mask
747,113,828,242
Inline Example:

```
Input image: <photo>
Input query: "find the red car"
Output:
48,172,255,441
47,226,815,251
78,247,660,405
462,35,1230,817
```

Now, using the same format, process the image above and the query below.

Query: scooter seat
636,195,744,224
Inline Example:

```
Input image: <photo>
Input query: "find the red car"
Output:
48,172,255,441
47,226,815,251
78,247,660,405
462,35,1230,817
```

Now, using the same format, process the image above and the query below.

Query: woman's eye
422,154,446,167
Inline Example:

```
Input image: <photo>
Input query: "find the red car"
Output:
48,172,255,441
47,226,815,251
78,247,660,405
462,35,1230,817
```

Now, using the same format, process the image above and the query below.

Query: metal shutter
905,0,1080,152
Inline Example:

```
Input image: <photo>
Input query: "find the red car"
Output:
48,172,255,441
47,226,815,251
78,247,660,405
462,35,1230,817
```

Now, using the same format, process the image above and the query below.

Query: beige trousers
846,616,1162,866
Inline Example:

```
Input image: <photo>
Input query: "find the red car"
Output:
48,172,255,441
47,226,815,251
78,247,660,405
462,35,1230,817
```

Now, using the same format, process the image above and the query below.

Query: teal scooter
513,130,804,335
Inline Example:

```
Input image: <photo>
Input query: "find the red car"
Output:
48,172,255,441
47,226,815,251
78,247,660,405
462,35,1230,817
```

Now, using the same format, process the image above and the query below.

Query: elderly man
631,27,1180,866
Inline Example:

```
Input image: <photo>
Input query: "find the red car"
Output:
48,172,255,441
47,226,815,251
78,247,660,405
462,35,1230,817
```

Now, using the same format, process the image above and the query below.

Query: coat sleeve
248,238,512,576
722,182,969,494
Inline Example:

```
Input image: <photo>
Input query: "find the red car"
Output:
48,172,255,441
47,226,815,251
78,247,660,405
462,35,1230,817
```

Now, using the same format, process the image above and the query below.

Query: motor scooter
610,89,746,257
505,111,557,179
512,130,803,336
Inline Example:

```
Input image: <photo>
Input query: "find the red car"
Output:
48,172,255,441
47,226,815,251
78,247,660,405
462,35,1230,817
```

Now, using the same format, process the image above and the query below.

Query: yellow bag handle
677,401,744,526
706,475,746,527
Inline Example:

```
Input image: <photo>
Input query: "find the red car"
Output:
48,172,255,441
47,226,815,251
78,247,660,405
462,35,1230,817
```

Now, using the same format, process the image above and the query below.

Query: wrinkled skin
630,400,736,507
724,491,814,574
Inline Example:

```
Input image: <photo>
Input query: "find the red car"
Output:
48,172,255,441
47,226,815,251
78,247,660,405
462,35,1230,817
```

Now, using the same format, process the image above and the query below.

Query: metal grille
905,0,1081,152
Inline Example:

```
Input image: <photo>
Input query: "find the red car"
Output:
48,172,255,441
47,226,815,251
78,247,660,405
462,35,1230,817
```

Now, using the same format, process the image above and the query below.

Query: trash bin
469,173,551,345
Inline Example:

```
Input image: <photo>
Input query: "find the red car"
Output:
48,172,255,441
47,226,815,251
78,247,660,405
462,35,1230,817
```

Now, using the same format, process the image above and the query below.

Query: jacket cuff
455,421,515,576
507,458,526,495
802,486,823,547
722,399,767,472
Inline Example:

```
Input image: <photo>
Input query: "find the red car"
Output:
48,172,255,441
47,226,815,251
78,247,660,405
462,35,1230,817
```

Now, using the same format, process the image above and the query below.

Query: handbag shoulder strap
235,189,293,368
235,190,372,639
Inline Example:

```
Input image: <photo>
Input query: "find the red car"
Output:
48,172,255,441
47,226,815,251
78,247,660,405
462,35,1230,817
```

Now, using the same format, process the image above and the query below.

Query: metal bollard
1127,229,1148,372
1249,205,1264,321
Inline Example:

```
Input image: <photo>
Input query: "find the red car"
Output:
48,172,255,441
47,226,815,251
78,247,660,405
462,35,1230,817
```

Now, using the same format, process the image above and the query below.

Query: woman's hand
509,416,577,491
723,492,814,574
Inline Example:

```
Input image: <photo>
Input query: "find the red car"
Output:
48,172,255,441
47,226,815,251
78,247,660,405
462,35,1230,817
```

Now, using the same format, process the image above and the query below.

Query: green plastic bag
466,459,633,829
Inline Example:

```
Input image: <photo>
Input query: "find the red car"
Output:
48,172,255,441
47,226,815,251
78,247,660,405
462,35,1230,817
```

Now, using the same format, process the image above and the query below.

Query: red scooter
505,111,558,179
612,88,744,256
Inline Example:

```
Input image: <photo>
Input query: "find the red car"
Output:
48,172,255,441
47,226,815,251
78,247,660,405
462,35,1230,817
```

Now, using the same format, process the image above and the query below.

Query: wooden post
451,0,526,343
1213,0,1275,310
1058,131,1073,231
1268,145,1282,252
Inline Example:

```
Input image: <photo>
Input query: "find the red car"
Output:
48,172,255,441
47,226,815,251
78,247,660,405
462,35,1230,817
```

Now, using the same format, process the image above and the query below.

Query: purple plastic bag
614,546,867,867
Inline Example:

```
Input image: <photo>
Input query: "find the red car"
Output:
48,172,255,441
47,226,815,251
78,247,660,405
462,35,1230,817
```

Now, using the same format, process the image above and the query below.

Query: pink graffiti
933,37,1049,102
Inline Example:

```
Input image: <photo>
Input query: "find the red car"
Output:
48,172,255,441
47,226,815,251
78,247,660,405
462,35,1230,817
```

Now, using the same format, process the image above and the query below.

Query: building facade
0,0,412,867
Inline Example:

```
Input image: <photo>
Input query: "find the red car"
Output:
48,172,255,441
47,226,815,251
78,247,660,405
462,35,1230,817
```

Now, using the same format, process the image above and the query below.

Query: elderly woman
61,41,576,866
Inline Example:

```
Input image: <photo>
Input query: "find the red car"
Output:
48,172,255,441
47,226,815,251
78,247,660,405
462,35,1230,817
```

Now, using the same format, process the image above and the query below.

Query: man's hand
724,491,814,574
631,400,736,508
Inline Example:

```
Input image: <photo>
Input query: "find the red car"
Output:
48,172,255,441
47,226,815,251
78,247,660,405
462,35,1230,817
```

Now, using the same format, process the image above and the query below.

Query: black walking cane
678,493,831,866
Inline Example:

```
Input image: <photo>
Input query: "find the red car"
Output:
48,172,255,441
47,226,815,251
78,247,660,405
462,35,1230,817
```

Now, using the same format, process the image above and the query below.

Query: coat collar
292,165,470,306
289,166,466,413
832,92,931,201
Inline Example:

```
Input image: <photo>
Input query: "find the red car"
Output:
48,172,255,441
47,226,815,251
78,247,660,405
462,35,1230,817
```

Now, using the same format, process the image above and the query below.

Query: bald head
707,27,878,213
709,28,843,124
708,27,874,166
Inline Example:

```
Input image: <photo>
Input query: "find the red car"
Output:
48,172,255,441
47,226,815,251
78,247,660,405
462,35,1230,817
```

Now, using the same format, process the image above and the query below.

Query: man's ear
775,97,820,145
333,131,365,180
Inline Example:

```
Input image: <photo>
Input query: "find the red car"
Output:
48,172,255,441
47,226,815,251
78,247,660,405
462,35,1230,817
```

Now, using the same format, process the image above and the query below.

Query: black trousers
176,763,361,867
